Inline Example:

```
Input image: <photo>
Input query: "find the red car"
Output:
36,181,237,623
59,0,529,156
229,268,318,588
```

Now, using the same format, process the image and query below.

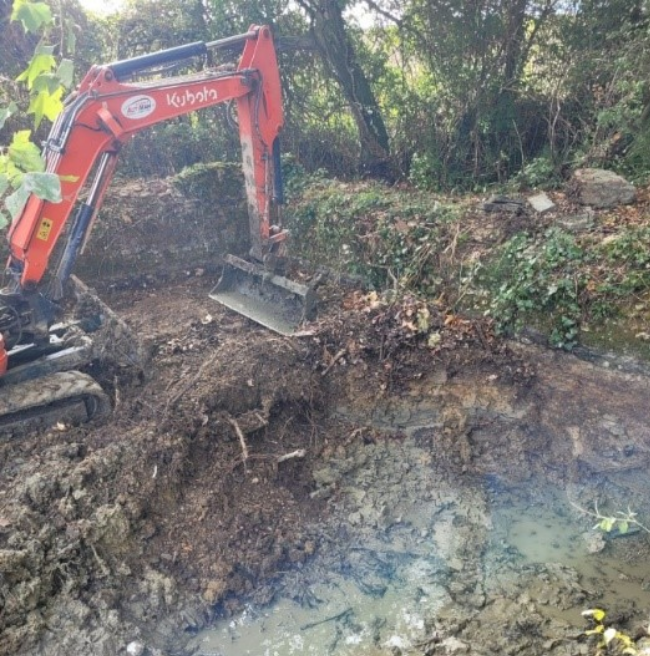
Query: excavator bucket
209,255,317,335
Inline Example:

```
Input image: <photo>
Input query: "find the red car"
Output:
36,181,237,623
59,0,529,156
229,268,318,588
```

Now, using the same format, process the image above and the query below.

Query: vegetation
573,502,650,536
3,0,649,186
0,0,79,227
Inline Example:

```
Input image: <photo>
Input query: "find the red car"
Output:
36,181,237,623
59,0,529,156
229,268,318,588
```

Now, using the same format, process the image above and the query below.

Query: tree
296,0,392,178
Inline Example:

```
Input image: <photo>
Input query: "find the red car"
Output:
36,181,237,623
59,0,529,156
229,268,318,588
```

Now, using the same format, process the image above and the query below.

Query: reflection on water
189,549,451,656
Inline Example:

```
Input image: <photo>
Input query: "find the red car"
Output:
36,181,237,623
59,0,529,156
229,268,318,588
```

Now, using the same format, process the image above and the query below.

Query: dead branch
321,348,347,377
227,416,249,466
277,449,307,464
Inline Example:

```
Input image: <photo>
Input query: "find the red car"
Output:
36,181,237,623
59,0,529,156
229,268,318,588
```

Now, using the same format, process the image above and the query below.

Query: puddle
491,498,650,624
187,435,650,656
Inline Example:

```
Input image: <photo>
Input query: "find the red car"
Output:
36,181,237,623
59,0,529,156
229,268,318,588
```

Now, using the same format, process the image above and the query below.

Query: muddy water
187,427,650,656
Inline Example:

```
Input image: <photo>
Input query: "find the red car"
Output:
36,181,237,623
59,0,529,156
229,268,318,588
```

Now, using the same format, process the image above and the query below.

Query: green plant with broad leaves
572,501,650,536
487,228,586,349
0,0,76,229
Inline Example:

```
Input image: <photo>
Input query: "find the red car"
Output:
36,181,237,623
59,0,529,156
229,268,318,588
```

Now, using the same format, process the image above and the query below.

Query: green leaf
618,520,629,534
0,102,18,130
8,130,44,173
0,174,8,197
22,172,61,202
584,627,604,636
56,59,74,88
28,87,64,128
6,185,31,219
34,43,56,56
599,517,615,532
16,52,56,89
0,210,9,230
11,0,53,33
31,73,62,94
0,154,20,183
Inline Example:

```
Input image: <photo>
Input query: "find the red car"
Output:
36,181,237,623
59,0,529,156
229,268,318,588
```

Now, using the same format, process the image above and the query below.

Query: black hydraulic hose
53,203,94,294
108,29,259,81
109,42,208,80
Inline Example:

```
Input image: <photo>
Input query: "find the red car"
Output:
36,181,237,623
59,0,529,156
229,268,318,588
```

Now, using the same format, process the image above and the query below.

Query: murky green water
187,437,650,656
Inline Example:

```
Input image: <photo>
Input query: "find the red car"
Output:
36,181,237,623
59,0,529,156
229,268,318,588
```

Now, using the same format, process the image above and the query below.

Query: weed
572,501,650,536
514,154,561,189
287,180,458,294
487,228,586,349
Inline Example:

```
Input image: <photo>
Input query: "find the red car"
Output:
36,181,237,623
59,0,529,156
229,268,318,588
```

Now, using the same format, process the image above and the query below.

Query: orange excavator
0,26,316,431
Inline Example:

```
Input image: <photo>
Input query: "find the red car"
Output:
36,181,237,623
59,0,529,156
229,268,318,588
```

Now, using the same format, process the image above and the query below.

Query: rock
482,195,526,215
582,531,606,554
570,168,636,208
126,641,145,656
440,636,470,653
557,210,595,233
528,192,556,213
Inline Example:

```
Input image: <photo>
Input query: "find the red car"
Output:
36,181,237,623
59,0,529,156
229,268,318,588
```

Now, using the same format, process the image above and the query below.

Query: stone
557,210,594,233
440,637,470,653
126,641,145,656
582,530,606,554
570,168,636,208
481,195,526,215
528,192,556,213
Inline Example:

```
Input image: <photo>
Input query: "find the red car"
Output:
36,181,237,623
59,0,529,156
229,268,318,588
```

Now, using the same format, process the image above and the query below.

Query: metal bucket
209,254,317,335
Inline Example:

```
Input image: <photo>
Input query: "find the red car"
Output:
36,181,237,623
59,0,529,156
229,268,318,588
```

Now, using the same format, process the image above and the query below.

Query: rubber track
0,371,111,430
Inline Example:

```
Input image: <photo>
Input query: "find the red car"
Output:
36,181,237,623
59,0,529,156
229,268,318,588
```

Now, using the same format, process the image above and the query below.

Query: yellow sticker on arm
36,219,53,241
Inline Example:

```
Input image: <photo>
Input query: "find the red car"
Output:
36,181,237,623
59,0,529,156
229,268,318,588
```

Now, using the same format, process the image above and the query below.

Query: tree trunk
297,0,392,178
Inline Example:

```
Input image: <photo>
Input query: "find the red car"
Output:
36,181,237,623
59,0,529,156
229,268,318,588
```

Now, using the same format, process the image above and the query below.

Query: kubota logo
166,87,218,108
121,95,156,120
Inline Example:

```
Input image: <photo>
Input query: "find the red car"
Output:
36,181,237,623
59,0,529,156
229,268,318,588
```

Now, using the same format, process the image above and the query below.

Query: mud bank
1,276,650,656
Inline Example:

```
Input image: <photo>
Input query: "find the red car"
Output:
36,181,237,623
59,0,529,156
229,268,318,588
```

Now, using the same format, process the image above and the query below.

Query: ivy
487,229,586,349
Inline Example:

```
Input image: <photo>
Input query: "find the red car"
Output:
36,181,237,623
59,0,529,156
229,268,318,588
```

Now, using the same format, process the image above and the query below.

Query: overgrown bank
286,173,650,357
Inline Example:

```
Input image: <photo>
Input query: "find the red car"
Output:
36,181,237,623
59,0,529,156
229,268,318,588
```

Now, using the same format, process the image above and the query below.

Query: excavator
0,25,317,432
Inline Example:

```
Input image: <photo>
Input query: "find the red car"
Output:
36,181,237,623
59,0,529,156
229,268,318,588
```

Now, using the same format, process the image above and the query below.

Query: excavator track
0,371,111,436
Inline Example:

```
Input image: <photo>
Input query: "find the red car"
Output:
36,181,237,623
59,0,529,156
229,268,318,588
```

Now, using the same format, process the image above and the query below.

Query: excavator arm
0,26,313,432
8,25,283,293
